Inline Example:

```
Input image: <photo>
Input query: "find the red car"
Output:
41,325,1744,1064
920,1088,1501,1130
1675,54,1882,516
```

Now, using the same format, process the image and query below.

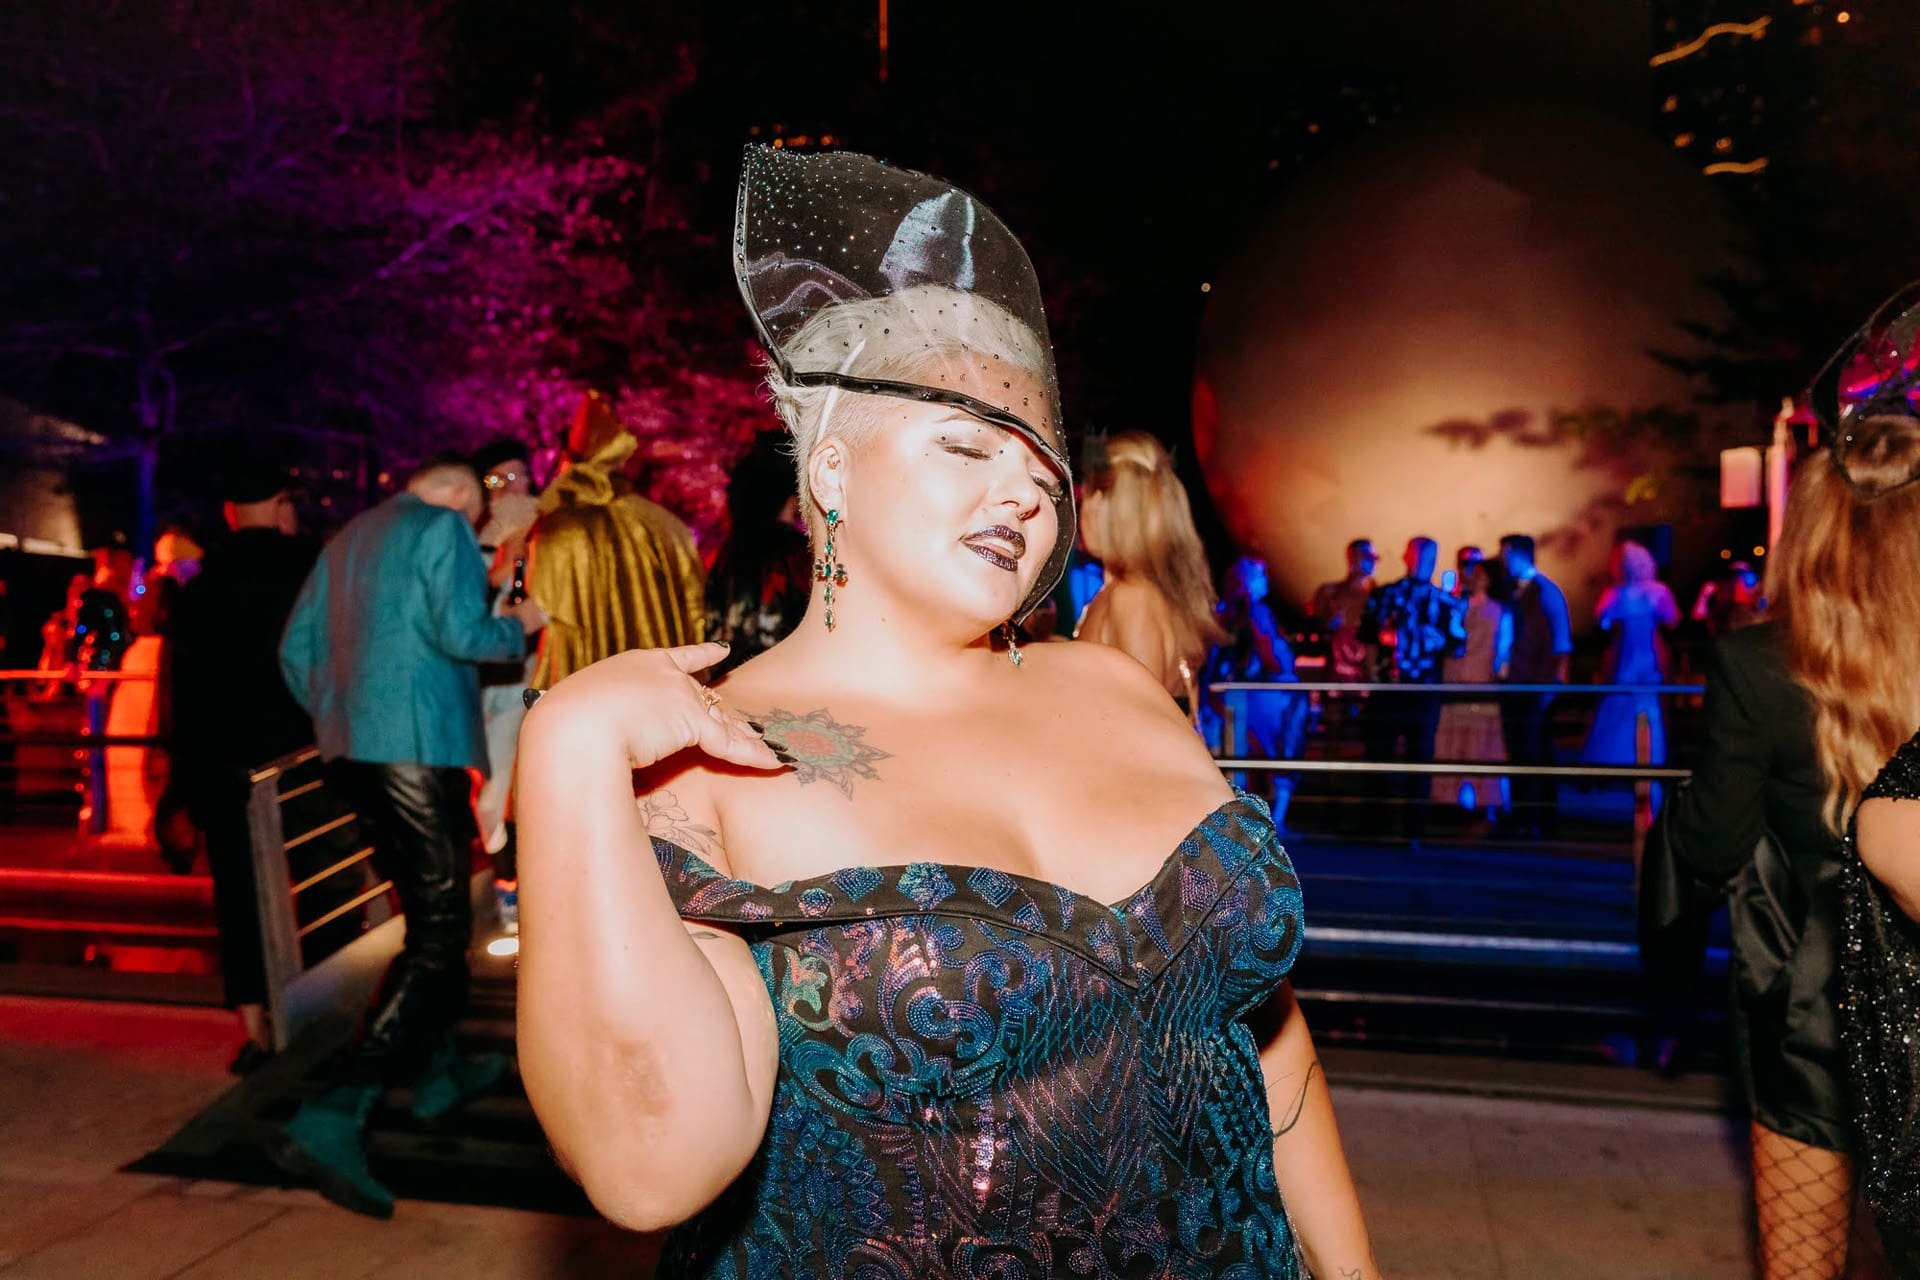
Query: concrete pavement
0,994,1769,1278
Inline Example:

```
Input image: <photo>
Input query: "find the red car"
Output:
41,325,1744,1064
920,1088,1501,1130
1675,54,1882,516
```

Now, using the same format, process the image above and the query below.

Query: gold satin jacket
529,432,706,688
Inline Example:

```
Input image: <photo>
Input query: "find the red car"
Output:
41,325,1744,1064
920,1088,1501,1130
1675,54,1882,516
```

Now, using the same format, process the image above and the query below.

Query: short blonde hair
763,284,1054,525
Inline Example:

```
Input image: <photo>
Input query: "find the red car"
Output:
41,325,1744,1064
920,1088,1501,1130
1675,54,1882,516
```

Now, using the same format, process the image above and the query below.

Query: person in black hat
166,459,317,1071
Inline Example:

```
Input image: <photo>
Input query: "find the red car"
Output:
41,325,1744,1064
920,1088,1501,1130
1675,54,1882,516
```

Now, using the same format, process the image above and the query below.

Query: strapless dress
654,792,1304,1279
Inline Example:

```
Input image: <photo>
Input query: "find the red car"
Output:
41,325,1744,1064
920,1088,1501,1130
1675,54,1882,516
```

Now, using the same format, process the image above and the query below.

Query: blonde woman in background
1075,430,1225,721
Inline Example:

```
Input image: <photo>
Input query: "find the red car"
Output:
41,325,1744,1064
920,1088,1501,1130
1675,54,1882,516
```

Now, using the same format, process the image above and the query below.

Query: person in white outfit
471,439,541,932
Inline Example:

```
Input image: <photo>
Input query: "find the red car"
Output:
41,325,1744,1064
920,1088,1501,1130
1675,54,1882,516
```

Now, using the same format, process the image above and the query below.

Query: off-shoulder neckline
658,790,1264,916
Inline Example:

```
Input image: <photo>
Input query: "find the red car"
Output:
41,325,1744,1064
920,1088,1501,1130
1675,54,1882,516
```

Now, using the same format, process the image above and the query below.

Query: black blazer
1667,621,1832,877
1661,620,1850,1148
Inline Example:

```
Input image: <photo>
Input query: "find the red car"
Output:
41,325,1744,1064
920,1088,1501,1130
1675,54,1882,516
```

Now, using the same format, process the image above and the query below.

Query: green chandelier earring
815,509,849,631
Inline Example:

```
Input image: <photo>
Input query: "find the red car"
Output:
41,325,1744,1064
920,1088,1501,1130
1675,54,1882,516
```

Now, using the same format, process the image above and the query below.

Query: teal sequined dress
655,793,1305,1280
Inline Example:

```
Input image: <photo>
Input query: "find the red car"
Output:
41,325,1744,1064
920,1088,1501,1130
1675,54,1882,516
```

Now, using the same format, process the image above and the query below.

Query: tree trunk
131,297,166,559
132,434,159,560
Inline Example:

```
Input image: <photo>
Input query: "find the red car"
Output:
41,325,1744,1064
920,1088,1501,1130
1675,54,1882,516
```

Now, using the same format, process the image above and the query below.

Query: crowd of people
14,143,1916,1277
158,400,747,1213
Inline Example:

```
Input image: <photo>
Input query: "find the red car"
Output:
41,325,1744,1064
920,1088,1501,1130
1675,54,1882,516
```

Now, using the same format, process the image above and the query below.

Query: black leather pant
199,773,269,1009
324,761,476,1088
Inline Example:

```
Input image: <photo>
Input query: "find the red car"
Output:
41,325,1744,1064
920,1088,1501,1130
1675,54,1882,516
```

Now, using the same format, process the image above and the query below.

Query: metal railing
246,747,401,1051
1209,680,1705,695
1202,677,1701,1000
1203,679,1699,838
0,666,162,836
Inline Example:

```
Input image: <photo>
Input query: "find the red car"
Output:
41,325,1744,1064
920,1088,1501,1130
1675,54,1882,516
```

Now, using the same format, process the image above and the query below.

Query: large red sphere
1196,107,1736,625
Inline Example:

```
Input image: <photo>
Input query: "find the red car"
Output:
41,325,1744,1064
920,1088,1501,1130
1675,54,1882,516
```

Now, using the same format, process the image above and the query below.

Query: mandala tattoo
640,789,720,858
755,706,890,799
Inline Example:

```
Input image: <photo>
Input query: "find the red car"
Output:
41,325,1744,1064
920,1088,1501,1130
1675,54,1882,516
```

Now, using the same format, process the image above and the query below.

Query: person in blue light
1205,555,1308,828
1496,532,1572,838
1582,540,1679,781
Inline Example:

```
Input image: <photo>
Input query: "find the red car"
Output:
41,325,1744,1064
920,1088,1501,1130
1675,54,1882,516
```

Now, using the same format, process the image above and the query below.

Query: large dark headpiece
734,144,1073,621
1810,280,1920,498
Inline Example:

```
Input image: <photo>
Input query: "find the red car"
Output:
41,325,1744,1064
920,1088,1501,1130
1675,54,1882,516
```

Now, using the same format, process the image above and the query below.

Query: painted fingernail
745,718,766,734
763,736,788,753
522,688,545,710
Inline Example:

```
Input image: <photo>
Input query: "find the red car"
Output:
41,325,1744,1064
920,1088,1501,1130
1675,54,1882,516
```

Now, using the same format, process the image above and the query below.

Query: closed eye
944,441,1063,499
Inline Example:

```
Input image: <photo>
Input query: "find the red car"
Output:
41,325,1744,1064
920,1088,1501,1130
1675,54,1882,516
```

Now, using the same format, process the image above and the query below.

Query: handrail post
247,764,304,1052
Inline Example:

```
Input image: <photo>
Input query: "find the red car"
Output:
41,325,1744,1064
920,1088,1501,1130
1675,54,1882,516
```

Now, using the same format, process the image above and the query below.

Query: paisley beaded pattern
1842,736,1920,1253
655,793,1304,1280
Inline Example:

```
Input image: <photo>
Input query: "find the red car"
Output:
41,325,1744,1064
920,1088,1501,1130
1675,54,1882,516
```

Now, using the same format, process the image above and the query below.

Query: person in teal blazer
280,468,533,770
271,457,543,1217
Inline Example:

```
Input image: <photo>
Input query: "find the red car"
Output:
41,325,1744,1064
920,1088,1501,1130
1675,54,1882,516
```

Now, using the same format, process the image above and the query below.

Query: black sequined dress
654,793,1305,1279
1845,736,1920,1268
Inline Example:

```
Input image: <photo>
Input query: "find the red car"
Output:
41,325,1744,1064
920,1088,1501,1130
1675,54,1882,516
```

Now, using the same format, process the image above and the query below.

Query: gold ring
699,686,723,710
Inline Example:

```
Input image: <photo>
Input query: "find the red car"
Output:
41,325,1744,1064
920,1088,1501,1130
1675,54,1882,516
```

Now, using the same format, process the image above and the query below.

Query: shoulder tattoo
751,707,890,800
640,789,720,858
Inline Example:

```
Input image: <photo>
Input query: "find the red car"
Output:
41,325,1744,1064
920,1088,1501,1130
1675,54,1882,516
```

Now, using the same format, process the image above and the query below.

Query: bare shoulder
1029,635,1168,702
1074,585,1112,639
1026,640,1229,802
1857,797,1920,868
1027,640,1214,784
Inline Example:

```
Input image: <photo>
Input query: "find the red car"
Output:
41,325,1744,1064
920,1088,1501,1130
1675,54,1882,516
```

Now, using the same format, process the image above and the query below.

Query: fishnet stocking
1752,1122,1854,1280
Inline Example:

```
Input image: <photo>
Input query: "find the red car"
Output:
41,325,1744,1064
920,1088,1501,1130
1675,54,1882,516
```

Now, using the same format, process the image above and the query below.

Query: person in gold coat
529,392,706,689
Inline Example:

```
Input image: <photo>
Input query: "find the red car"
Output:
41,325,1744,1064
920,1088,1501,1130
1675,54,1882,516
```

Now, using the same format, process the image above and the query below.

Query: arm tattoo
640,789,721,858
749,707,891,799
1269,1059,1322,1139
1339,1269,1363,1280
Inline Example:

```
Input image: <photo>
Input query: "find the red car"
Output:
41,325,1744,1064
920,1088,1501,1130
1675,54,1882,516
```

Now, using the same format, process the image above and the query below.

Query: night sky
443,0,1663,439
6,0,1911,566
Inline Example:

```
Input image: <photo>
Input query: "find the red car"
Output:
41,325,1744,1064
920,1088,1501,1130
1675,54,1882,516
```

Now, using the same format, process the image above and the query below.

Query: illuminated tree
0,0,766,550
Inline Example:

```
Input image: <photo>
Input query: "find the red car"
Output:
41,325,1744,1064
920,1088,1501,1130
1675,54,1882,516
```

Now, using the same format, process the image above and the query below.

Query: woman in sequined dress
1770,289,1920,1273
515,146,1381,1279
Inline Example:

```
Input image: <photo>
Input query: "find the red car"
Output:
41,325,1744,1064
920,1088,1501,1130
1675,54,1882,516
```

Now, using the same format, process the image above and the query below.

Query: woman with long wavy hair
1773,391,1920,1271
1074,430,1225,720
1657,294,1920,1276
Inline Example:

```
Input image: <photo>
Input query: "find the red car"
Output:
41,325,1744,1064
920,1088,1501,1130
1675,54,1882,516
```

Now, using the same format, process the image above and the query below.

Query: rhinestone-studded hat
1810,280,1920,496
733,143,1074,622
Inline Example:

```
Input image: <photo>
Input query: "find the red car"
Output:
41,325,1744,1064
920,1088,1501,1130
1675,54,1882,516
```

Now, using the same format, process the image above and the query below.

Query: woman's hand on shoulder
524,641,781,775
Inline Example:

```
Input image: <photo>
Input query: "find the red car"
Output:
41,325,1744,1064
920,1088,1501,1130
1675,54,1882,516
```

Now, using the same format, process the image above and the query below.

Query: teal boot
266,1084,393,1218
408,1035,509,1123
